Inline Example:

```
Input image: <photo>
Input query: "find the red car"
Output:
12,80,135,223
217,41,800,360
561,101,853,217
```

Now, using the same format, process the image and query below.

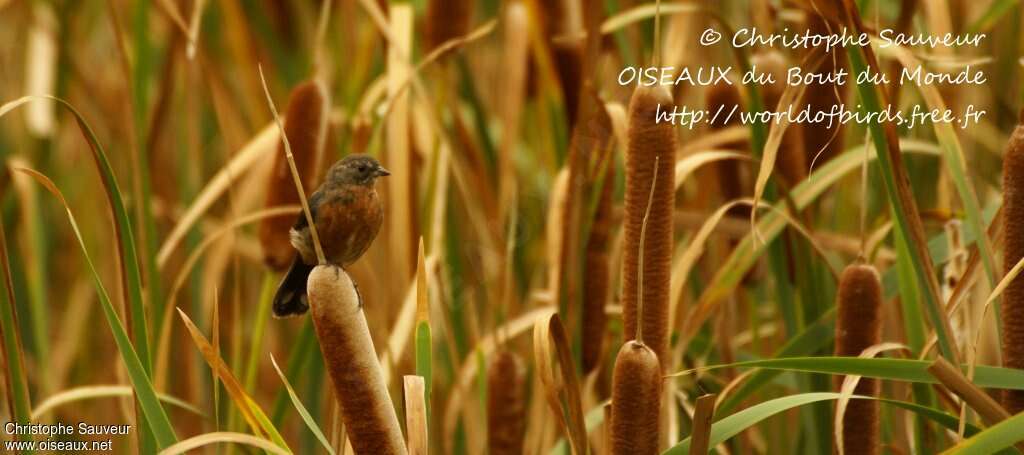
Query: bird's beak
376,166,391,177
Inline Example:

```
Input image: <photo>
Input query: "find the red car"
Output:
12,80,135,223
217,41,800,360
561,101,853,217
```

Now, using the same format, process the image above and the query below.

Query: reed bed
4,1,1024,454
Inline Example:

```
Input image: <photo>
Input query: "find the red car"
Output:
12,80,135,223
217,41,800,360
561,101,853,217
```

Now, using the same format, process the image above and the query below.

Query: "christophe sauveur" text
5,421,132,436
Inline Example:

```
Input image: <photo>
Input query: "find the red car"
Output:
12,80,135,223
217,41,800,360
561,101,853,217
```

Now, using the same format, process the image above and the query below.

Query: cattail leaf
942,407,1024,454
877,40,998,292
177,308,289,451
663,393,982,454
600,3,698,34
159,432,291,455
270,354,334,454
31,385,201,420
669,357,1024,390
533,313,587,454
14,168,177,448
2,95,152,373
0,212,31,434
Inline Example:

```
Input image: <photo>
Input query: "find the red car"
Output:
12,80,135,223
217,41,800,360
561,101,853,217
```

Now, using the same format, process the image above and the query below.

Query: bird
272,154,390,317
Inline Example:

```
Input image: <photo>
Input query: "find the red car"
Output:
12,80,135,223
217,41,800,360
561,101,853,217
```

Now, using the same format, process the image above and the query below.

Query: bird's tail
273,258,315,318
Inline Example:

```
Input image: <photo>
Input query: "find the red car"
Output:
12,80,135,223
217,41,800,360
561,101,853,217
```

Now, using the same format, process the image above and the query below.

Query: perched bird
272,154,390,317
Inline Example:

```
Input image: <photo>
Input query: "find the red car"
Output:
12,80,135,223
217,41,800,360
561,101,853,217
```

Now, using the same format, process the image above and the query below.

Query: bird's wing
292,189,324,230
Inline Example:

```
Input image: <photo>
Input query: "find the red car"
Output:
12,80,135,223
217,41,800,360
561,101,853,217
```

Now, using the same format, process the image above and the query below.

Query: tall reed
1002,123,1024,413
802,13,846,166
486,350,527,455
258,79,330,271
834,263,882,455
622,85,676,363
307,266,407,454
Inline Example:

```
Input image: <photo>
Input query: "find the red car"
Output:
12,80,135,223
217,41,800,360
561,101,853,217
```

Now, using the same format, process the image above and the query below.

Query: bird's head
329,154,390,186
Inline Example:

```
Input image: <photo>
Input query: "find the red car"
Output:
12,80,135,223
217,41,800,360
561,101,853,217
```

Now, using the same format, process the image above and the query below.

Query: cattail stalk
307,266,407,455
622,85,676,363
486,351,527,455
258,78,330,271
1002,124,1024,414
833,264,882,455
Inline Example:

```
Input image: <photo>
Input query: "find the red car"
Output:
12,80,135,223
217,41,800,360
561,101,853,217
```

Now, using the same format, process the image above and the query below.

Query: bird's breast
315,185,383,266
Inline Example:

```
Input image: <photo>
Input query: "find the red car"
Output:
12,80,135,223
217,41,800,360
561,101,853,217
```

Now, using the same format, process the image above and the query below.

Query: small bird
272,154,390,317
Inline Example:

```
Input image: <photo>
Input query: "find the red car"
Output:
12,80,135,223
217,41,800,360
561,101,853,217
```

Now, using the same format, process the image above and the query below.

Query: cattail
1002,124,1024,414
751,51,807,188
834,264,882,455
582,163,614,374
486,350,527,455
307,266,407,455
424,0,473,50
608,341,662,454
259,79,330,271
801,13,846,166
622,85,676,363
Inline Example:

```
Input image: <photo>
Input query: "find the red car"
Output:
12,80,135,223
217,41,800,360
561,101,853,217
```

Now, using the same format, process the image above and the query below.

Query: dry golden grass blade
673,150,751,192
185,0,206,59
749,56,811,232
158,432,290,455
24,3,57,137
157,123,278,267
387,3,415,279
307,266,406,454
689,394,717,455
497,1,530,224
533,313,587,454
31,385,201,420
834,342,905,455
547,168,570,300
175,308,267,440
404,376,428,455
600,3,699,34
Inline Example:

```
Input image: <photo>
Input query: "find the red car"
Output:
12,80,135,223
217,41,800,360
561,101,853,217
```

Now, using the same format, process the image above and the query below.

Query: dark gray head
328,154,390,186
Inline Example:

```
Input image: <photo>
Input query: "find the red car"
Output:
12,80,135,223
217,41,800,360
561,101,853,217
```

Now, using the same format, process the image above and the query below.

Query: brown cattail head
424,0,473,50
260,79,330,271
1002,124,1024,414
834,264,883,455
751,51,807,188
582,164,614,374
307,266,407,455
622,85,676,364
609,341,662,455
486,351,527,455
